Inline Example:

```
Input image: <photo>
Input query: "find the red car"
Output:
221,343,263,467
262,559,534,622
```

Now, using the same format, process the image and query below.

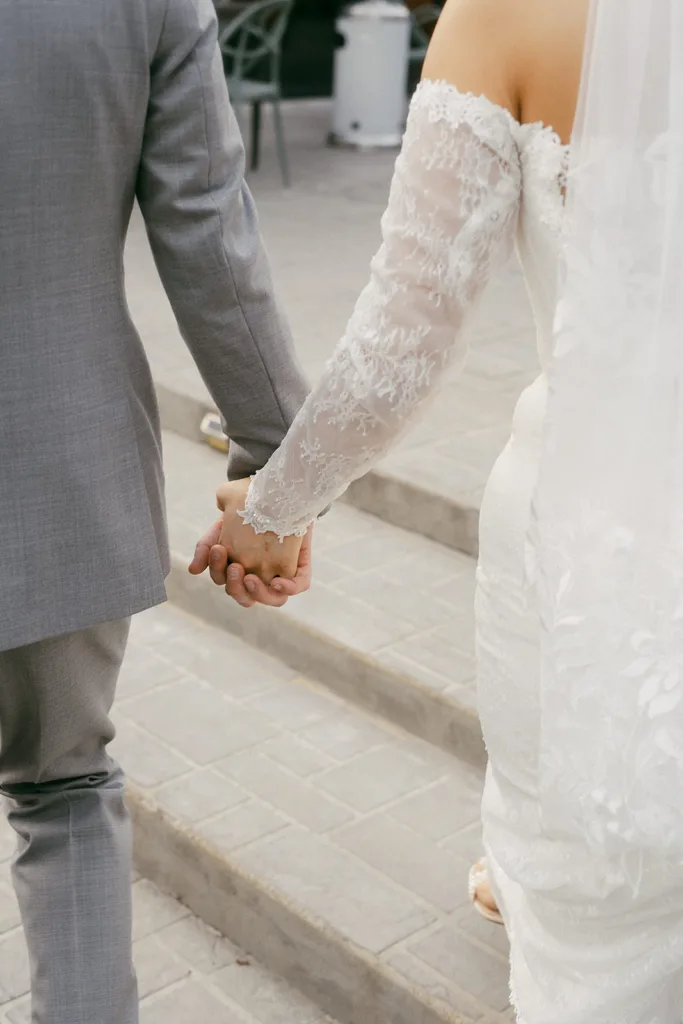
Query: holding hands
188,478,312,608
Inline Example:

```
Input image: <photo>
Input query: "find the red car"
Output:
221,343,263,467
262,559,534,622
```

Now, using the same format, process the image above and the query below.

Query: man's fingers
268,576,300,597
188,544,211,576
270,571,311,596
270,562,310,596
243,575,288,608
225,562,255,609
209,545,229,587
189,518,223,575
270,573,310,596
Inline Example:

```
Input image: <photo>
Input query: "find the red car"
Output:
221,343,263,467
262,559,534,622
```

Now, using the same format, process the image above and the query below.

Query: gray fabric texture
0,0,308,652
0,618,135,1024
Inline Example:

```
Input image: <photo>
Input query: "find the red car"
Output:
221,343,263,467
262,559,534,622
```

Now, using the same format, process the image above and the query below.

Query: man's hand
188,481,312,608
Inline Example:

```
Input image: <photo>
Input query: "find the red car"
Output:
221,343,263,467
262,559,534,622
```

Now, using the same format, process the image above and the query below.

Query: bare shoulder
516,0,589,139
422,0,529,117
423,0,588,136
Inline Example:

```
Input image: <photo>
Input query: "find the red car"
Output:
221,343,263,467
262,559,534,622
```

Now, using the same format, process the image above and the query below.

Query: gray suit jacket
0,0,308,652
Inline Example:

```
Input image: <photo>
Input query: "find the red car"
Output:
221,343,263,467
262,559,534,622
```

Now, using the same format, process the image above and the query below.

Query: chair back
219,0,294,85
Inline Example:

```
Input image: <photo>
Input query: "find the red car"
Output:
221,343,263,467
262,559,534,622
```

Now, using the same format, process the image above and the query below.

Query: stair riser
343,476,479,560
167,558,486,771
130,788,465,1024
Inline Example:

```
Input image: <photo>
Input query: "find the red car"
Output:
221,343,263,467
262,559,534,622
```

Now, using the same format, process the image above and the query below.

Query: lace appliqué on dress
240,81,523,539
516,123,570,234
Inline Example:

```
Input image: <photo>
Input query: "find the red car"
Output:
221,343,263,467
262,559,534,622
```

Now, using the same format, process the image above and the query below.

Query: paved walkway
0,817,336,1024
114,600,509,1024
124,100,540,513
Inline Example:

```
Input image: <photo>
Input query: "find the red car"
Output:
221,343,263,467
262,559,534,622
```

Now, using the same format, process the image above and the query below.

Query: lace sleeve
241,82,522,538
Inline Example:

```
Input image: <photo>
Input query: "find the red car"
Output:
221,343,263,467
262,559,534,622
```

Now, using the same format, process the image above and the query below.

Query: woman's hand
219,527,313,608
213,479,304,586
188,479,312,608
189,515,313,609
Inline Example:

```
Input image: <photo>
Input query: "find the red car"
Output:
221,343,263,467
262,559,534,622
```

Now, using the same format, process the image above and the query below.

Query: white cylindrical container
331,1,411,148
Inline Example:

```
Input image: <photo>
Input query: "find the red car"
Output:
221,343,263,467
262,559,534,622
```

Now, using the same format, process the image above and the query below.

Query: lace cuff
238,494,311,540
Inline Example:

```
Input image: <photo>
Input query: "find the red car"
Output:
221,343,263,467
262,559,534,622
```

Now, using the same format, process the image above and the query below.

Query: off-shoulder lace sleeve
241,82,522,538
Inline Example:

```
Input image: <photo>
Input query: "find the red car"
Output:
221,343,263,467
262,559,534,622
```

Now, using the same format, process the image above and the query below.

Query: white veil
531,0,683,863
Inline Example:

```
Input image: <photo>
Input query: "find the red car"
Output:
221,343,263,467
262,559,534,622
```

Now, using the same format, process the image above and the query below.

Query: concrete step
113,601,511,1024
156,381,483,558
163,431,485,769
0,819,337,1024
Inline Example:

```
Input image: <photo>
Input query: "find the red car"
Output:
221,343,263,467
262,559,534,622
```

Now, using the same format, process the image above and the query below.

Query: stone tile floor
111,602,511,1023
0,818,336,1024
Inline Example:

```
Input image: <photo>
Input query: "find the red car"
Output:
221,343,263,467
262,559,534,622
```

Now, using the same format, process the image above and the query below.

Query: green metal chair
219,0,294,186
409,3,442,67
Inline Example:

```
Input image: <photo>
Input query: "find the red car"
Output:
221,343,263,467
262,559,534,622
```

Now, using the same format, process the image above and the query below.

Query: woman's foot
468,859,504,926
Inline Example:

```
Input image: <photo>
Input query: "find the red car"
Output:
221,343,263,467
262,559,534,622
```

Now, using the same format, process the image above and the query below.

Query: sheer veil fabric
530,0,683,869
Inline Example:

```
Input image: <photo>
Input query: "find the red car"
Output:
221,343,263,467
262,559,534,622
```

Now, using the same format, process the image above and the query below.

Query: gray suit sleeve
136,0,308,479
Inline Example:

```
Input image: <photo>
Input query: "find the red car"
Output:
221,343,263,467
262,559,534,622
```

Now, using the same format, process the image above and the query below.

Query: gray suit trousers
0,620,134,1024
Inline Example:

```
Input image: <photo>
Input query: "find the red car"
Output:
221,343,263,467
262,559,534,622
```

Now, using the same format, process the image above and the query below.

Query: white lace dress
242,81,683,1023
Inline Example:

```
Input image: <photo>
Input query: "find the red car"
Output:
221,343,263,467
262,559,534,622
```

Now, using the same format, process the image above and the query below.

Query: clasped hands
188,477,312,608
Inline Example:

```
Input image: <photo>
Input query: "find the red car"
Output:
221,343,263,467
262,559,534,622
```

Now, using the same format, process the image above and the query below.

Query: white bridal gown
242,81,683,1022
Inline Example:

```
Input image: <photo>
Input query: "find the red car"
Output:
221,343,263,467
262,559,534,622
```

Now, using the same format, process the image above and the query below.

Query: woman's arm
215,1,525,582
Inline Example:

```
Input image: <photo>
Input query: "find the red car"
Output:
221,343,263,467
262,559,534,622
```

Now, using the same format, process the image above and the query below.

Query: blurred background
215,0,441,101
